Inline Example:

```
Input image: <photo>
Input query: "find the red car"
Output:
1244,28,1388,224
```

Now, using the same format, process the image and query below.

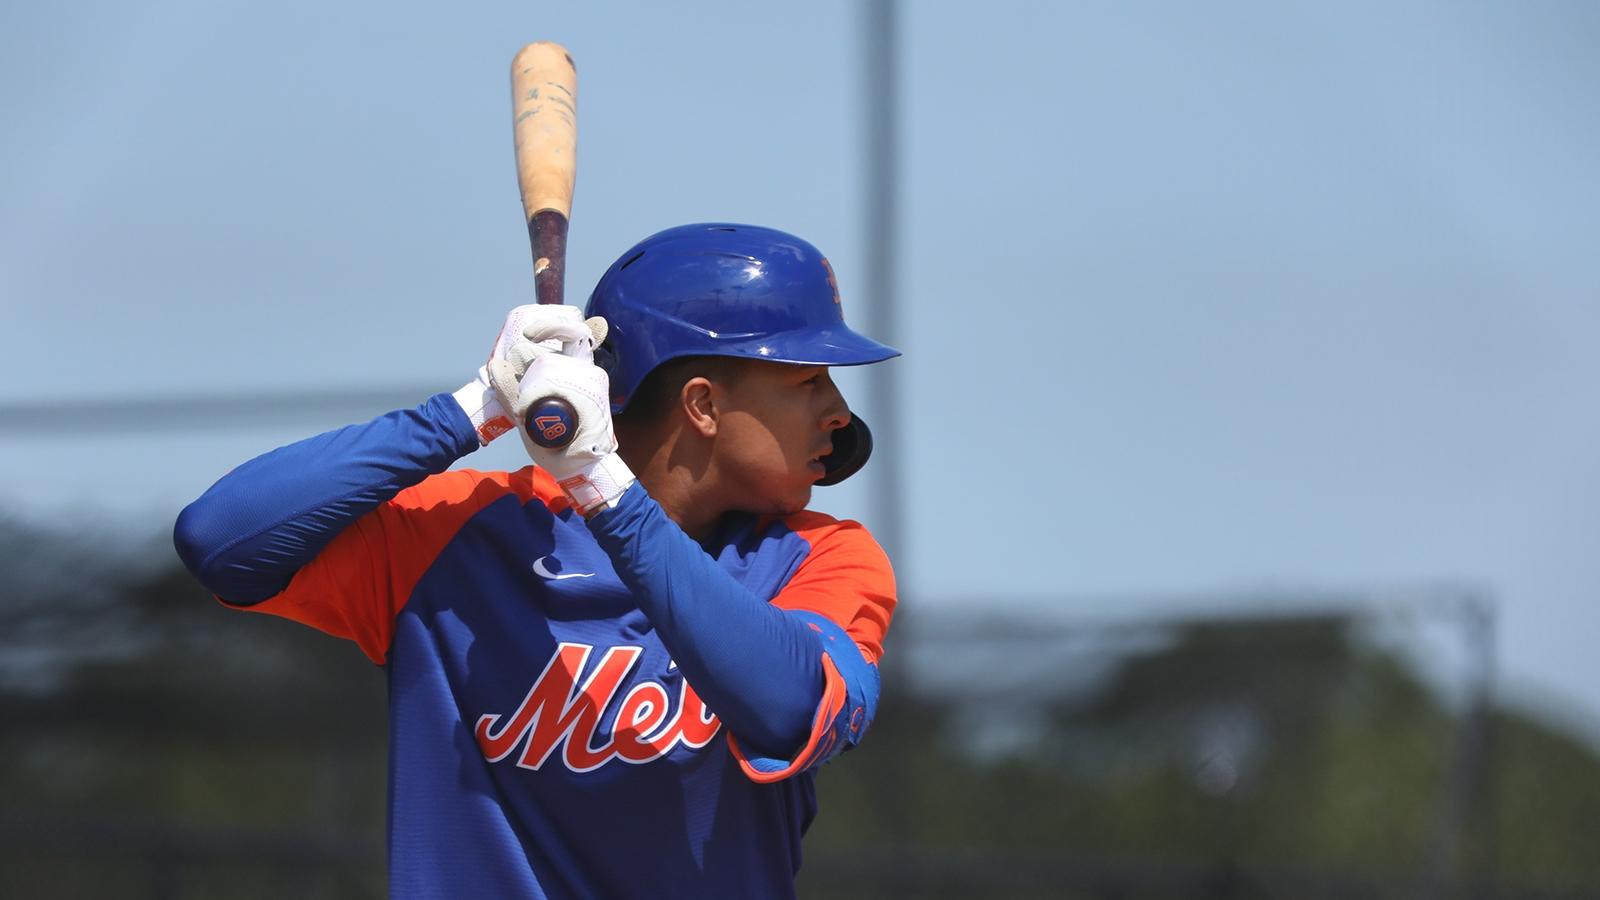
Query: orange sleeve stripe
726,652,848,783
769,512,897,663
242,466,565,664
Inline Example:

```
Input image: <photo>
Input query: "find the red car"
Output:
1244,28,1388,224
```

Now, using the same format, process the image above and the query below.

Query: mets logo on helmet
474,642,721,773
821,257,842,307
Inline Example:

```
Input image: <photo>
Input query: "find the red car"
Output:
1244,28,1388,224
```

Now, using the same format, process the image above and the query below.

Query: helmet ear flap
593,339,622,410
817,417,874,486
594,339,619,379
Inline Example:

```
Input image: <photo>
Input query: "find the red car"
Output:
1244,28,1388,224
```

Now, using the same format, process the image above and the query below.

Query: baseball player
173,223,899,899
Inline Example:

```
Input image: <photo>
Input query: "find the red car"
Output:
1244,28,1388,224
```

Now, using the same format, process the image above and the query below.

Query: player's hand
452,305,607,446
497,317,636,513
481,305,609,438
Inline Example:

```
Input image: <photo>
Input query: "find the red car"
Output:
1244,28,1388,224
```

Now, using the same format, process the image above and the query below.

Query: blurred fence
2,520,1599,899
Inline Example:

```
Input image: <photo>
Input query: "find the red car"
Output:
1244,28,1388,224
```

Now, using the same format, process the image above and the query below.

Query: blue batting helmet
586,223,900,485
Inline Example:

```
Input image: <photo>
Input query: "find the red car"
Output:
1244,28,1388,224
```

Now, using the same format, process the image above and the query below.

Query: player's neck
618,422,725,541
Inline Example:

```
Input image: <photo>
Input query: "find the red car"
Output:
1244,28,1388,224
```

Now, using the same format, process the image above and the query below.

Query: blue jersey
174,395,895,899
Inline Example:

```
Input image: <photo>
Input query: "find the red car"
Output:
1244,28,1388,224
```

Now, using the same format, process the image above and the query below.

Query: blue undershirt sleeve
172,393,480,605
586,484,825,761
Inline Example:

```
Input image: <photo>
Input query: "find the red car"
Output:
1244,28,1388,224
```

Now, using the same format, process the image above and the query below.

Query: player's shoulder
770,508,896,659
391,465,570,513
776,509,889,563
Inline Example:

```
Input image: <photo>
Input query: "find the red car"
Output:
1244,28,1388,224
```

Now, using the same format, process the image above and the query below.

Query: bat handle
530,209,569,306
524,396,578,449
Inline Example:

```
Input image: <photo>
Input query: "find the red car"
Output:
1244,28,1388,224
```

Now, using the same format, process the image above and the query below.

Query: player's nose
818,373,851,432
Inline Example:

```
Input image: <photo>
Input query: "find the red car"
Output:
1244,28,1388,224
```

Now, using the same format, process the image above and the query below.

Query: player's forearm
173,393,479,604
587,484,823,759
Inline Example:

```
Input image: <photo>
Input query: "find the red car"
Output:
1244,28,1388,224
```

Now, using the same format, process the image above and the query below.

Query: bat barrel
511,41,578,304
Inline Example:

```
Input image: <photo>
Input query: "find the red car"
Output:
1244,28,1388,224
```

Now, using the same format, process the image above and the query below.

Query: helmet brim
728,325,901,368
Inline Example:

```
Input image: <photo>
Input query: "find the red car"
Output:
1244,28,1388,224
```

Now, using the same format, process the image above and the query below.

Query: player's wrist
453,366,516,445
556,452,636,516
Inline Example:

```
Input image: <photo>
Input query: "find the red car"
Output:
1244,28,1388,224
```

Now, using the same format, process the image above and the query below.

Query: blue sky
3,2,1598,734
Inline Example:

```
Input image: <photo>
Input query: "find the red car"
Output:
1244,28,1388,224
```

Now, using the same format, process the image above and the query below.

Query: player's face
712,361,851,515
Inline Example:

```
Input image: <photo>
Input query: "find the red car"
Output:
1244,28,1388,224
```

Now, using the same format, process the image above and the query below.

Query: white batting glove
491,315,635,513
452,305,607,445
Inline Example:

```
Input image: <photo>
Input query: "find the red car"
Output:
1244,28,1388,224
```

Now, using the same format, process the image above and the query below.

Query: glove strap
453,367,516,445
557,452,637,515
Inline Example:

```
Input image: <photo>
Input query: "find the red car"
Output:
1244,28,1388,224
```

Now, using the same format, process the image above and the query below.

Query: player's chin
789,484,814,512
774,477,815,515
766,459,821,494
763,480,812,516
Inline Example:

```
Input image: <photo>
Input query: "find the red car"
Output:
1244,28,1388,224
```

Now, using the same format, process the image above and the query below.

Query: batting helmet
586,223,900,485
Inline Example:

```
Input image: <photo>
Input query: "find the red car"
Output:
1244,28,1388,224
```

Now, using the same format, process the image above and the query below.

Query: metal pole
853,0,918,873
860,0,905,568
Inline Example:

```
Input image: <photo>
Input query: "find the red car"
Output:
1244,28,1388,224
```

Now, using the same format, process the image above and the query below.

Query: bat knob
525,397,578,449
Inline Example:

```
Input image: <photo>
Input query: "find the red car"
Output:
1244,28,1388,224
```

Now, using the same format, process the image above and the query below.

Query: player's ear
680,377,718,438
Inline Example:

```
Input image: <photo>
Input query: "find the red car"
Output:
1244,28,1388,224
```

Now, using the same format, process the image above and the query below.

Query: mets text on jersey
475,642,722,773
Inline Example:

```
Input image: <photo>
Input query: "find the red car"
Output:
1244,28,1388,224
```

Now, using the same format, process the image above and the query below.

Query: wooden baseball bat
510,42,581,448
